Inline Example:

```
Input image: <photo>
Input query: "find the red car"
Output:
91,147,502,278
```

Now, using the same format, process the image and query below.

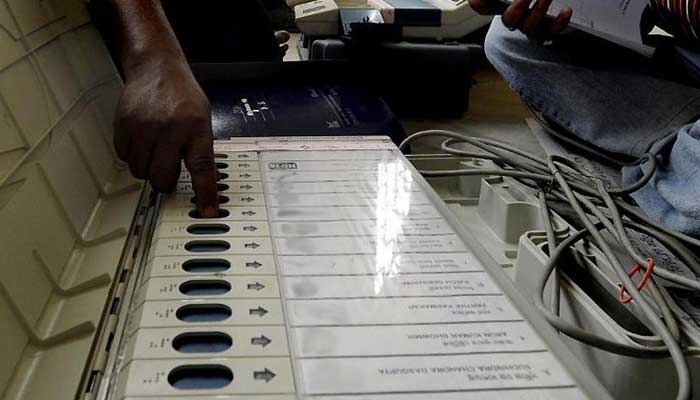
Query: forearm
109,0,187,80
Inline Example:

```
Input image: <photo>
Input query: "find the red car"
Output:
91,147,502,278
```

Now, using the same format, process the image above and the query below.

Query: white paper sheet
505,0,654,55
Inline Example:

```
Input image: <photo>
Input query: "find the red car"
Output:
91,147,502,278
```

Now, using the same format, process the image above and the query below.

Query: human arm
110,0,219,217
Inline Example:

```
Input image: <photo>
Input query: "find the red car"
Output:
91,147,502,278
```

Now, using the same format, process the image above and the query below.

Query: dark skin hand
111,0,219,217
469,0,573,38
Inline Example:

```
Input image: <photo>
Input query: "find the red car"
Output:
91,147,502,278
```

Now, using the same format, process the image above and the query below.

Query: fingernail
202,206,219,218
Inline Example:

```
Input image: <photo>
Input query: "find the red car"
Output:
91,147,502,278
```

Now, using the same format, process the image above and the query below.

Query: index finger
548,6,572,34
521,0,554,36
184,130,219,219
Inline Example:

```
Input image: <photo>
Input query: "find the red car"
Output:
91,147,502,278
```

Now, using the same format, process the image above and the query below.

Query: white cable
402,129,700,400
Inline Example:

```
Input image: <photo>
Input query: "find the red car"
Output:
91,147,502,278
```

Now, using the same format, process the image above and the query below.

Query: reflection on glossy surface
374,160,414,294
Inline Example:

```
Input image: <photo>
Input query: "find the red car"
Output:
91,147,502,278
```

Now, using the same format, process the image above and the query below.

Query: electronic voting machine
0,1,613,400
292,0,492,39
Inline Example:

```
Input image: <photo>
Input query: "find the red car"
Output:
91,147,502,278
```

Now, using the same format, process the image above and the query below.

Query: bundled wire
400,129,700,400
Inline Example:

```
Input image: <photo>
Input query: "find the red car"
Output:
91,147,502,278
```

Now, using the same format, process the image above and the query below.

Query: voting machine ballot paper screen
114,137,602,399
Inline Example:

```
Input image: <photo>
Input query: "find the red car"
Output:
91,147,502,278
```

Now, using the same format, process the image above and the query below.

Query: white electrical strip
100,136,612,400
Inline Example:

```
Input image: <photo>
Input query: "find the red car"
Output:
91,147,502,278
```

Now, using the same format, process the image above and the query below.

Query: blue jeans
484,17,700,235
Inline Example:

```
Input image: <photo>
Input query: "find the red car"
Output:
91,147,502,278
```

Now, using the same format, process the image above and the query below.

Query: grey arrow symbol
240,184,253,190
240,173,252,178
243,225,258,232
245,242,260,249
241,196,255,202
246,261,262,269
242,210,256,216
251,335,272,347
249,307,268,317
238,163,251,168
254,368,276,382
248,282,265,291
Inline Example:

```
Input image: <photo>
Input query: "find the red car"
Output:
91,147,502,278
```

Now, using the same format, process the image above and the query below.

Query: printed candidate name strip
291,322,547,358
268,205,441,222
286,296,518,327
263,171,383,183
270,219,455,238
260,150,395,161
282,272,501,299
277,253,483,276
262,160,400,171
306,389,587,400
274,235,467,256
265,192,431,208
264,181,422,194
297,353,576,395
